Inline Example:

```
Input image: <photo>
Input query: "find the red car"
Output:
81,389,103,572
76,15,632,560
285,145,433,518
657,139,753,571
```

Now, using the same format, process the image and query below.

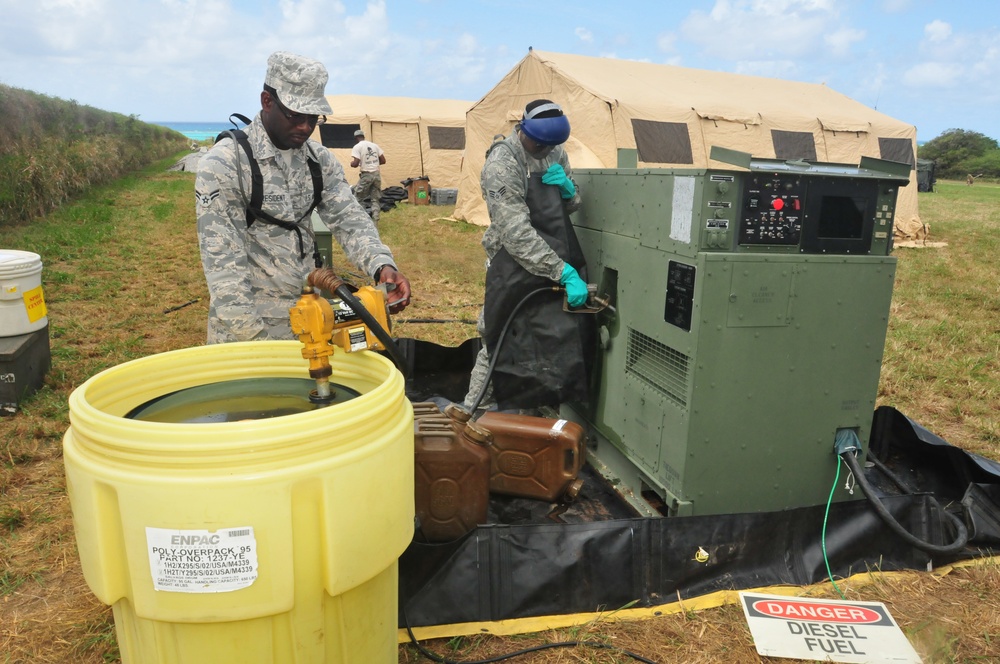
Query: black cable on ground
404,621,658,664
396,318,478,325
840,450,969,555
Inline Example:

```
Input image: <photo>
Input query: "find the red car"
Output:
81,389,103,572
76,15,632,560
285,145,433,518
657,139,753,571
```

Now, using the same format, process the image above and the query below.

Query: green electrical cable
822,456,847,600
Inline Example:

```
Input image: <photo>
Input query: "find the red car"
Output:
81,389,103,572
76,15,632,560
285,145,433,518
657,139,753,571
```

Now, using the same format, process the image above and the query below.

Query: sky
2,0,998,142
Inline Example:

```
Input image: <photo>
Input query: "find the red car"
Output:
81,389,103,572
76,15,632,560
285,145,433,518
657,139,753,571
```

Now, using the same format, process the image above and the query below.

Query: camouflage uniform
196,114,397,344
462,131,582,410
355,170,382,224
352,138,384,224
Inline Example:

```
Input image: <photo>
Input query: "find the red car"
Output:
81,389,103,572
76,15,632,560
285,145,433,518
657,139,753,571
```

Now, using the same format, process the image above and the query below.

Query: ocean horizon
154,121,242,142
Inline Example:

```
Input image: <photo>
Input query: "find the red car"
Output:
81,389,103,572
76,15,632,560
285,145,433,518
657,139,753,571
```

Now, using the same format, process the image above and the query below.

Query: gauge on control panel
739,174,804,246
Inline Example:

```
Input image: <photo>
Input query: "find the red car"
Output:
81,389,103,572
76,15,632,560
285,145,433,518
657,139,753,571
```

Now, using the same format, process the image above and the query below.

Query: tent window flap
319,123,361,149
771,130,817,161
428,126,466,150
819,119,870,133
631,119,694,165
879,137,916,168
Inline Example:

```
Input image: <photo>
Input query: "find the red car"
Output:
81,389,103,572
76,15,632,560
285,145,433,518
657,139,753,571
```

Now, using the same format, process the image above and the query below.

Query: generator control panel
702,147,911,257
739,172,804,246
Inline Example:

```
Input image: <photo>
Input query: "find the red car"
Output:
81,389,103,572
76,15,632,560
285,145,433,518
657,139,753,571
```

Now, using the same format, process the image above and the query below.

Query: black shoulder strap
215,116,324,266
307,156,323,214
213,127,262,228
301,146,325,268
230,113,253,126
231,131,265,226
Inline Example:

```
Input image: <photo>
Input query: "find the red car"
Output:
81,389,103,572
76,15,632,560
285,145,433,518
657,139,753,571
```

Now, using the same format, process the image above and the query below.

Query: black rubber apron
483,171,595,410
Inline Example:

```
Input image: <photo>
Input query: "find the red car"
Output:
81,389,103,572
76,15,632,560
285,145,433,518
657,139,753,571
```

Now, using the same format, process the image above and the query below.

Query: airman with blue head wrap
461,99,594,414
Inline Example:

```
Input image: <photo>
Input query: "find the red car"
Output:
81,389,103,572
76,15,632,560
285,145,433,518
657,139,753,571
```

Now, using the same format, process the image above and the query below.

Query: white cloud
902,61,962,87
857,61,889,109
972,44,1000,77
900,24,1000,102
924,20,952,43
680,0,844,61
420,34,490,93
656,32,677,54
881,0,911,12
575,27,593,43
825,28,865,57
710,0,835,20
734,59,801,80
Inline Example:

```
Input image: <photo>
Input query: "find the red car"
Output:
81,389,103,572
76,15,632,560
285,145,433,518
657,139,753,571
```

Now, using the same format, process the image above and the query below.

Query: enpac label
146,526,259,593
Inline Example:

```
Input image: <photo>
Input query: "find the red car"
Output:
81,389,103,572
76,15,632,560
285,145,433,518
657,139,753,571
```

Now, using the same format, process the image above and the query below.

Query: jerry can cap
444,402,472,424
463,421,493,445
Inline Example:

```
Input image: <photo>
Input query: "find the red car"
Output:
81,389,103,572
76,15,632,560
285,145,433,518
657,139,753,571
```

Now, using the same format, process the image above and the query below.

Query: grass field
0,159,998,662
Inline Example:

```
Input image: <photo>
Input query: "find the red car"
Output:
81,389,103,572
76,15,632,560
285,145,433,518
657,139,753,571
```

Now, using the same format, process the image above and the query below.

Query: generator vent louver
625,328,690,407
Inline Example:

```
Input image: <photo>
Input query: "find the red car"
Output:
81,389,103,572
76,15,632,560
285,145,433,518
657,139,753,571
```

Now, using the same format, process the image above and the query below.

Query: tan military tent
312,94,471,190
455,50,925,240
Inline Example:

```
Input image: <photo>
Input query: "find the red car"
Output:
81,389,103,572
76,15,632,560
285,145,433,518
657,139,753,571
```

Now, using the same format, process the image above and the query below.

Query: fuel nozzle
563,284,616,315
289,283,337,403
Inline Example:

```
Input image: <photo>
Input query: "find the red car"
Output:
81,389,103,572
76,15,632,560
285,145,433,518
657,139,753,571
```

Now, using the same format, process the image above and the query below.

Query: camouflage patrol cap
264,51,334,115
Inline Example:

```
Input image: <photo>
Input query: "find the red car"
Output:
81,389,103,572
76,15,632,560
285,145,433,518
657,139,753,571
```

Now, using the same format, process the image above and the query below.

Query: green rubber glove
559,264,589,308
541,163,576,199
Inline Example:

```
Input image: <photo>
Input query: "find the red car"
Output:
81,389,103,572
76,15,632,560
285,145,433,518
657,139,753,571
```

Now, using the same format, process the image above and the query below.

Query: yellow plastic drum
63,341,414,664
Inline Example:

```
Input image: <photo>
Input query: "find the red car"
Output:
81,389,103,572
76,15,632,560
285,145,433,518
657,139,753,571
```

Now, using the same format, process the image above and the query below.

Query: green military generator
564,147,911,517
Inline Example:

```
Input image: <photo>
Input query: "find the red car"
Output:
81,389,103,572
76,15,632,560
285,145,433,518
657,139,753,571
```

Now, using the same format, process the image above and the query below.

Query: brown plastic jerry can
413,416,490,542
411,401,444,420
467,412,586,502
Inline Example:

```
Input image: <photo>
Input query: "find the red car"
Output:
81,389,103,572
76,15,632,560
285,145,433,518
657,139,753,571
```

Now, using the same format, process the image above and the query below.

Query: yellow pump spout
288,285,336,400
289,269,396,401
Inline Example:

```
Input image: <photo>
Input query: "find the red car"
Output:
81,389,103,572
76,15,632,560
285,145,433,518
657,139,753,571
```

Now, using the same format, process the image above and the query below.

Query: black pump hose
840,451,969,555
868,454,913,495
467,286,562,414
332,283,410,379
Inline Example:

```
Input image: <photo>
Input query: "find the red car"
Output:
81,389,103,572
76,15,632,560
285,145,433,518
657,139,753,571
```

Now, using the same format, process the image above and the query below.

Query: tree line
919,129,999,181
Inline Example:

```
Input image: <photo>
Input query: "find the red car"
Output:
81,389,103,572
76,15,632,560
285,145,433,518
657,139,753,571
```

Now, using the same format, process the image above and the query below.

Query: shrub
0,84,188,227
956,149,1000,180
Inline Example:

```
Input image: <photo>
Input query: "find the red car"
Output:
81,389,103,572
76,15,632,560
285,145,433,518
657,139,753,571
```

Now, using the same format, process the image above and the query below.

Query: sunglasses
270,93,326,127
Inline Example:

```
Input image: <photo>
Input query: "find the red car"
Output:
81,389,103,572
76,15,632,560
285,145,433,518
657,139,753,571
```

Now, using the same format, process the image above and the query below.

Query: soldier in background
350,129,386,224
195,51,410,344
460,100,594,414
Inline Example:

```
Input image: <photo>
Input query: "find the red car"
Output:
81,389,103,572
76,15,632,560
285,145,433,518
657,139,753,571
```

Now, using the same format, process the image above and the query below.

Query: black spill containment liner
397,338,1000,628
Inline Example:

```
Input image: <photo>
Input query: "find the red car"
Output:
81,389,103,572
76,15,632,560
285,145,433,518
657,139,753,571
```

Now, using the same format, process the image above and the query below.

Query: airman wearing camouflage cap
264,51,334,116
195,51,411,344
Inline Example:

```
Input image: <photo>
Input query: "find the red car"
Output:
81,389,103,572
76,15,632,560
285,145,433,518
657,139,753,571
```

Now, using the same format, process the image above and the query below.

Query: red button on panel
771,198,785,211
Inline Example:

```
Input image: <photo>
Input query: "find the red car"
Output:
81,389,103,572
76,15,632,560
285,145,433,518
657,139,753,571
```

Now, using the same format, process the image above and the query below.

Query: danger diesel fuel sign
740,592,922,663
